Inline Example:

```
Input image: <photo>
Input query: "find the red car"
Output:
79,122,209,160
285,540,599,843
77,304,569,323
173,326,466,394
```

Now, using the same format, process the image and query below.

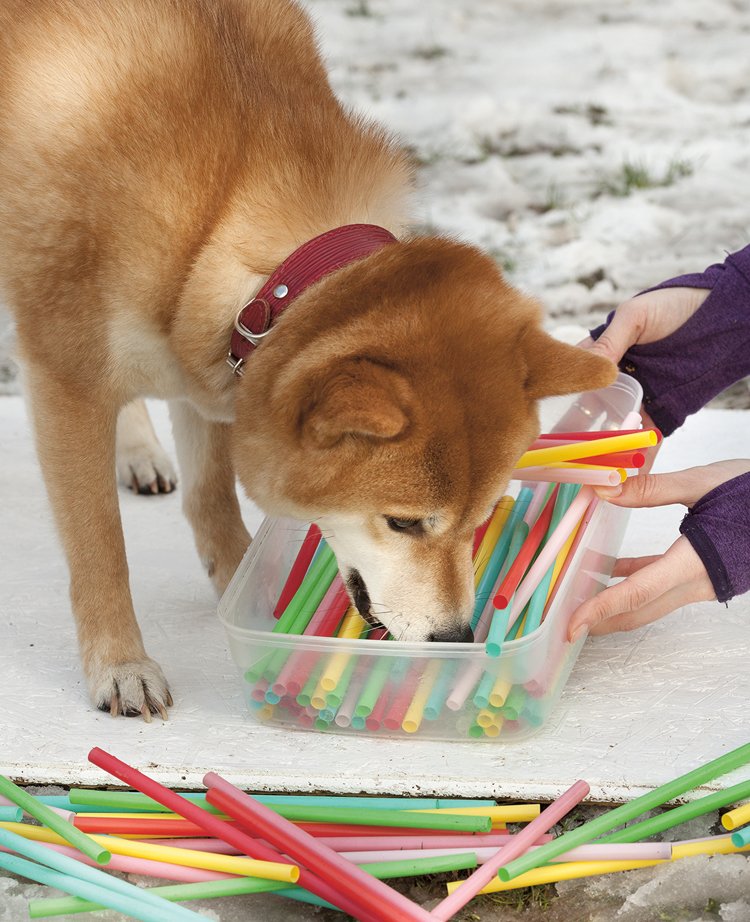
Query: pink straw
431,780,590,920
317,834,511,851
522,482,552,526
205,773,432,922
511,466,621,486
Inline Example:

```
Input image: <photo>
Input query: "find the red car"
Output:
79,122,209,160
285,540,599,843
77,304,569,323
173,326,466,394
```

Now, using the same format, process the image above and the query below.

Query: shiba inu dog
0,0,615,718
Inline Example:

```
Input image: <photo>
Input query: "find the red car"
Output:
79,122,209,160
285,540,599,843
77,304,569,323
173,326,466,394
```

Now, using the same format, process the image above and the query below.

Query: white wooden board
1,397,749,802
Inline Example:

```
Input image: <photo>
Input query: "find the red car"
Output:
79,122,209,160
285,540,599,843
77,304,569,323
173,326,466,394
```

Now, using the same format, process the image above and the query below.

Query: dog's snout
427,624,474,644
346,568,371,616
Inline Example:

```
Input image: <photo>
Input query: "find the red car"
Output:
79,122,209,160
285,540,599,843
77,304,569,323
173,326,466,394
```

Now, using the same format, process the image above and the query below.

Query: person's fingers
583,301,646,364
587,580,713,635
568,536,715,640
611,555,662,578
602,461,750,510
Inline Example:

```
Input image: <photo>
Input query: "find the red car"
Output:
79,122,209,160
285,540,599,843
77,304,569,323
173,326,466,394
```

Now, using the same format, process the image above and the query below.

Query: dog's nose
428,624,474,643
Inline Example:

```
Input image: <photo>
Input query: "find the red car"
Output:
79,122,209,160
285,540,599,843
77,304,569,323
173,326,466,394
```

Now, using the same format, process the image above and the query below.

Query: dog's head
232,237,616,641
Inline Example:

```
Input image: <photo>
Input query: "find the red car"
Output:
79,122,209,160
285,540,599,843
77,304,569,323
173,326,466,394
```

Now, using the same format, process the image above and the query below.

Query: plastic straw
516,430,658,469
0,775,109,865
0,806,21,822
402,660,443,733
723,801,750,832
86,750,380,922
599,777,750,844
0,850,203,922
536,427,662,442
511,466,622,486
204,773,433,922
0,829,206,922
274,523,322,617
430,779,589,919
473,497,514,586
498,740,750,882
731,826,750,847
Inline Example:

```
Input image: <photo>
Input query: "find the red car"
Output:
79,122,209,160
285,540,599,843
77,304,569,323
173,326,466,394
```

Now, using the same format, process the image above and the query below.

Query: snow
2,0,750,919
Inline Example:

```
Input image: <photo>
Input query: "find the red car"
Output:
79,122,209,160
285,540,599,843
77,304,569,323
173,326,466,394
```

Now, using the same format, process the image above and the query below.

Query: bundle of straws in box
2,743,750,920
237,427,661,740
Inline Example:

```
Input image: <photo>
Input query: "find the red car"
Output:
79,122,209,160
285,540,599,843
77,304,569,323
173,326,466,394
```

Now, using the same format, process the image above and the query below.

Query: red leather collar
227,223,397,375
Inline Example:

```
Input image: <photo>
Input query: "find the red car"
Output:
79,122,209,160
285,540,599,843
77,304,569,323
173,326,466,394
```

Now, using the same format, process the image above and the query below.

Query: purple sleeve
590,245,750,436
679,472,750,603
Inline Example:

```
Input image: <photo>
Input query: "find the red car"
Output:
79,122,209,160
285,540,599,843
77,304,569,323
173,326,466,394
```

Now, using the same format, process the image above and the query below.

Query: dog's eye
385,516,423,533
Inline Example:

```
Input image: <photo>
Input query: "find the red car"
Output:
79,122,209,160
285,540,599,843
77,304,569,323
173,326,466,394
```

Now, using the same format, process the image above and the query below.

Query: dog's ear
301,358,412,448
522,326,618,399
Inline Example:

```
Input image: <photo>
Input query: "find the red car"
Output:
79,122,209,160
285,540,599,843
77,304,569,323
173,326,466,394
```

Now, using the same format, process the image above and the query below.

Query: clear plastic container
219,374,642,741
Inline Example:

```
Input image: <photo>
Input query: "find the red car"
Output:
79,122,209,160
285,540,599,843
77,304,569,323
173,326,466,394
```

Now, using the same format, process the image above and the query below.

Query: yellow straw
483,721,502,738
0,822,298,881
722,802,750,831
476,709,496,728
474,497,514,587
446,836,750,894
318,608,366,692
489,677,512,708
402,660,443,733
516,431,657,470
411,805,538,823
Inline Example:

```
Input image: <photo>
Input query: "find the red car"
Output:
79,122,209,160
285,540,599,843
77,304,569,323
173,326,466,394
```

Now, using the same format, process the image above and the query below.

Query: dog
0,0,615,719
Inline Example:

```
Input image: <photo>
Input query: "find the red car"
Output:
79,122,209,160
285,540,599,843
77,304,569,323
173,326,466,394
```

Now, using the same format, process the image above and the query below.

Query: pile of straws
242,427,660,740
2,743,750,920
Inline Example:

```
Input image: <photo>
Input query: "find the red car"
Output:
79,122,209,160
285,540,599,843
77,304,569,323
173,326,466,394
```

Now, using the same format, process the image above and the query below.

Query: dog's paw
204,535,251,596
90,658,173,721
117,443,178,496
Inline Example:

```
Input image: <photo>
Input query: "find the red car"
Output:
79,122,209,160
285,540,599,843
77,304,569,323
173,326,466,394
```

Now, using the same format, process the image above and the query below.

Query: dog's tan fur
0,0,615,717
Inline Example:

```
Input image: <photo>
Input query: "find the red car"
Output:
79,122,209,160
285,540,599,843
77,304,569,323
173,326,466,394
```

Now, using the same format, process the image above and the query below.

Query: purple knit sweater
590,245,750,603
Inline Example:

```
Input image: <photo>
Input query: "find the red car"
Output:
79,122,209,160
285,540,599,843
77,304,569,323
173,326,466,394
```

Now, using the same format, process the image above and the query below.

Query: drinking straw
431,779,589,920
326,656,360,709
317,609,367,691
413,805,537,823
355,655,397,717
402,660,443,733
274,523,322,617
204,774,434,922
488,676,512,708
270,579,349,698
473,496,514,586
522,482,554,527
273,544,337,636
598,777,750,844
0,794,72,822
505,487,594,631
383,662,423,730
472,670,498,709
543,495,596,613
297,660,325,707
723,802,750,830
472,516,492,557
510,465,622,486
263,807,493,832
86,749,377,922
493,486,558,609
424,661,458,720
516,430,658,468
0,850,205,922
498,740,750,882
536,427,662,442
316,834,511,851
0,829,207,922
573,450,645,468
0,806,21,822
334,661,369,727
0,775,109,865
0,838,236,883
731,826,750,847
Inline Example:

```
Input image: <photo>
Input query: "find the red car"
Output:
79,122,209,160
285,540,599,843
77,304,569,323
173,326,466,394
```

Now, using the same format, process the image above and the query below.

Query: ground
1,0,750,919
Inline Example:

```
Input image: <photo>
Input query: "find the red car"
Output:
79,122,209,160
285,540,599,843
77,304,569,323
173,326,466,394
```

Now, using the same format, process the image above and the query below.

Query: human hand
567,459,750,639
581,286,710,364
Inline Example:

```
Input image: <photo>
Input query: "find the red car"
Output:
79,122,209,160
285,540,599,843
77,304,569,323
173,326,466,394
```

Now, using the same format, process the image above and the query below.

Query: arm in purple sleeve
590,244,750,436
680,471,750,603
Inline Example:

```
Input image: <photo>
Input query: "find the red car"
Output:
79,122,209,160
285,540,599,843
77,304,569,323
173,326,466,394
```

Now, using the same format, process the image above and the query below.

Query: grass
597,157,694,197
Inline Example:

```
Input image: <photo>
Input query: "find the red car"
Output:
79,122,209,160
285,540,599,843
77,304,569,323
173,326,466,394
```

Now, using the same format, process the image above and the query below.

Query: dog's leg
169,400,251,594
116,399,178,495
25,367,171,719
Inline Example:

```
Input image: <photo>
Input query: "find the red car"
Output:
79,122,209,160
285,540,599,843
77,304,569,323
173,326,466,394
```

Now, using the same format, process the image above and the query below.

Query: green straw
296,660,324,707
500,685,528,722
264,804,491,831
598,777,750,844
0,830,205,922
0,775,110,865
325,655,359,709
67,789,495,811
29,852,478,917
499,740,750,881
354,655,396,717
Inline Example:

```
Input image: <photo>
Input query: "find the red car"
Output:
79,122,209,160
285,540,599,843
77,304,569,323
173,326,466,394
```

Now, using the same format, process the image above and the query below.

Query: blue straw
731,826,750,848
0,830,207,922
0,806,22,822
471,488,533,628
485,606,510,657
472,670,497,709
423,660,458,720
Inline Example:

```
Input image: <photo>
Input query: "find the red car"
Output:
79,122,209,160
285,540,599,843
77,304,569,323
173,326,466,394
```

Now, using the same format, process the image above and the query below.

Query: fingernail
570,624,588,644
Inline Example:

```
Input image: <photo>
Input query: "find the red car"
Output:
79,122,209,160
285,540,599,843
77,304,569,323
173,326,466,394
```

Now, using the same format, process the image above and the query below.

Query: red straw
365,685,392,731
537,427,662,442
493,487,558,609
295,823,498,837
86,748,379,922
205,774,432,922
274,524,322,618
574,450,645,468
472,515,492,557
383,664,422,731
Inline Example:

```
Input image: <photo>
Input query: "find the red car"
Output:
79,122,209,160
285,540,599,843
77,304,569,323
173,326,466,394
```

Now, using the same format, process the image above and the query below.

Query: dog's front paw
117,442,178,495
89,658,173,721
